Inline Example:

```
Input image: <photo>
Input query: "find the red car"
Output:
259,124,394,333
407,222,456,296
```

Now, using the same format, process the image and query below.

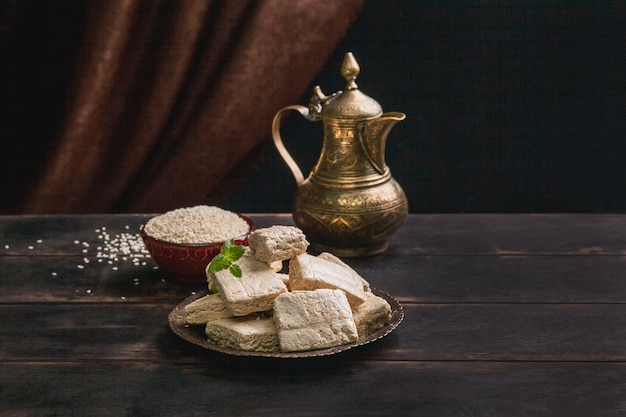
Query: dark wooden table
1,214,626,416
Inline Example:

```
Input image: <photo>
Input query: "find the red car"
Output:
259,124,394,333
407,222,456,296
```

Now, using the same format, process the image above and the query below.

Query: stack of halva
184,225,393,353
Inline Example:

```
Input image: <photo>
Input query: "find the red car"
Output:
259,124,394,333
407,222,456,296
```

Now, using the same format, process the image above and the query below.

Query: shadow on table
157,324,401,376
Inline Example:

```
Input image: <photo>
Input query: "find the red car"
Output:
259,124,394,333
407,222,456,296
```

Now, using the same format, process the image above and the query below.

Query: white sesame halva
143,205,249,244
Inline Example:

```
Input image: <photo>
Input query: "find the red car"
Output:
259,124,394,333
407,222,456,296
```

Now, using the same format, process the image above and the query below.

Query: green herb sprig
206,239,245,278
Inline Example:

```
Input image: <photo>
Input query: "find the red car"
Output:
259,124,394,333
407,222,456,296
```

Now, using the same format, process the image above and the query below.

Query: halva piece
352,291,392,337
183,293,232,325
248,225,309,263
205,315,279,352
210,253,287,316
289,253,367,307
273,289,358,352
317,251,371,292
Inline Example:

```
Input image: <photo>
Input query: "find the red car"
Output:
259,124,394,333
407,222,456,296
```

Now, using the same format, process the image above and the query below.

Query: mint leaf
221,239,245,262
207,254,229,273
225,244,245,262
229,263,242,278
206,239,245,277
221,239,235,253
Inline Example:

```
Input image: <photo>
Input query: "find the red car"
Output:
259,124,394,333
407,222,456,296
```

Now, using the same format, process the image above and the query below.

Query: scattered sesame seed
36,239,43,243
51,272,57,276
28,246,34,250
66,225,151,276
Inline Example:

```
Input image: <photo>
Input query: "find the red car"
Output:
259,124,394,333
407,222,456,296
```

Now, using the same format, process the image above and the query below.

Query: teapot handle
271,105,310,185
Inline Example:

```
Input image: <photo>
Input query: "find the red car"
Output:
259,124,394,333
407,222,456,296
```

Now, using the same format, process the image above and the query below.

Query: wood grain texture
388,213,626,256
1,362,625,417
2,213,625,256
1,303,624,362
3,254,626,304
2,214,626,416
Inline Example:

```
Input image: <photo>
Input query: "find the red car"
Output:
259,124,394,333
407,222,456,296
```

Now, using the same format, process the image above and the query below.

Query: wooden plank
387,213,626,256
1,361,625,416
399,303,626,362
350,254,626,304
0,255,201,303
0,214,292,256
2,214,626,256
3,254,626,304
2,304,625,362
0,215,149,256
0,304,174,362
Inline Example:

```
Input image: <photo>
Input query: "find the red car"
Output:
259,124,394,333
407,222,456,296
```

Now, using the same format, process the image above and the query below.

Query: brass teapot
272,52,408,256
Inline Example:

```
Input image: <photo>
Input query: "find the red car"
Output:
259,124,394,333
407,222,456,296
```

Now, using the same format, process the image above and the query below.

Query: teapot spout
360,112,406,174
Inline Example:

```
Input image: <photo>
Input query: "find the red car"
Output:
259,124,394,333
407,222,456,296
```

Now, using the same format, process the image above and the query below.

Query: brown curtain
1,0,363,214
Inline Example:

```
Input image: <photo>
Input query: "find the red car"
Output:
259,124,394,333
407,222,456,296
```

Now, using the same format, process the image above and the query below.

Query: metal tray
168,288,404,358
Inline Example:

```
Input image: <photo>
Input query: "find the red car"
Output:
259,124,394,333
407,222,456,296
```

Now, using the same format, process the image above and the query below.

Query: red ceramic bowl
140,214,255,283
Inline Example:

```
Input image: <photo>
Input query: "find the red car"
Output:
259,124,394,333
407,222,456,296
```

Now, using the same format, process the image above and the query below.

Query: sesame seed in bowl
141,206,255,283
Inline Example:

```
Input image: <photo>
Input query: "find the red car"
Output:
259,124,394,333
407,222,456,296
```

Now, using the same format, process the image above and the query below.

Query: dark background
225,1,626,214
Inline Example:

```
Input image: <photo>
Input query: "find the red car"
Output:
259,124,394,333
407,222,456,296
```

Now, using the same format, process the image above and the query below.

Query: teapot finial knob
341,52,360,91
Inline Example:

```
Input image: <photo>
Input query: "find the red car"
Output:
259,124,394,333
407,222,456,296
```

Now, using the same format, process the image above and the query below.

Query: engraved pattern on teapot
271,52,408,257
324,128,357,168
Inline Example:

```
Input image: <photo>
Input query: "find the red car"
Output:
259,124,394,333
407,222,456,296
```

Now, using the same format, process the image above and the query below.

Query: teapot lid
321,53,383,120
